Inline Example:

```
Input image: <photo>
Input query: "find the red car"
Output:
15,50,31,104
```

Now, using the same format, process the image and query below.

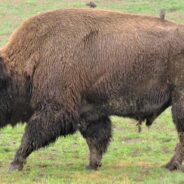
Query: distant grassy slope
0,1,184,184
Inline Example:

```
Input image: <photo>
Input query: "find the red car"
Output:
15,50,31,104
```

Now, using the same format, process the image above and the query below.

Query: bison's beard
0,88,12,128
0,75,34,128
0,112,8,128
0,87,23,128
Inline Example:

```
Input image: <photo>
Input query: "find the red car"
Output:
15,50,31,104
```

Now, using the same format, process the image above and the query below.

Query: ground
0,0,184,184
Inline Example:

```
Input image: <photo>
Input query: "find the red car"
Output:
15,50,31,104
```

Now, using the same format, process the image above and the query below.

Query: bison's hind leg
164,92,184,172
79,116,112,170
9,102,78,171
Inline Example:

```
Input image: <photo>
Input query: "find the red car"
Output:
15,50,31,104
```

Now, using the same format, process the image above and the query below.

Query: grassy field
0,0,184,184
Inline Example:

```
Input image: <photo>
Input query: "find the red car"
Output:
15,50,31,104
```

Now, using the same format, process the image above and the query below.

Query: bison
0,8,184,171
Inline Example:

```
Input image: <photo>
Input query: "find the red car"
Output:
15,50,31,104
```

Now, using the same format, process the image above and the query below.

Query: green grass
0,0,184,183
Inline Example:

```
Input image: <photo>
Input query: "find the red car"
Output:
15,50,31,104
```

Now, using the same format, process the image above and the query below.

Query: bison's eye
0,57,8,89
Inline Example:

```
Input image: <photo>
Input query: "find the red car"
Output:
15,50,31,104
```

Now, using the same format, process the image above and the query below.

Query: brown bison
0,8,184,171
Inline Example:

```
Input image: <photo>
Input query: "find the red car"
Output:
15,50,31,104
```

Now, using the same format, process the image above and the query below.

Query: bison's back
1,9,183,110
1,9,179,70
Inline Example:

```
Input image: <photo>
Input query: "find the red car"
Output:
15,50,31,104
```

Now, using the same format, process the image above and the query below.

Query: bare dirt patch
122,137,142,144
114,160,156,169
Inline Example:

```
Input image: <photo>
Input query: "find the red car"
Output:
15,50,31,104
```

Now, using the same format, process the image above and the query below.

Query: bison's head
0,57,33,128
0,57,11,128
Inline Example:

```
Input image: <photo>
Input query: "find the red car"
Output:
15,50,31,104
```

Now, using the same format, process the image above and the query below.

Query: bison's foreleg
9,103,77,171
79,116,112,170
165,134,184,171
165,96,184,172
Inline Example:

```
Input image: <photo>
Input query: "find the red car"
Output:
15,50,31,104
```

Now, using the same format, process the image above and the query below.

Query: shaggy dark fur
0,9,184,171
79,116,111,170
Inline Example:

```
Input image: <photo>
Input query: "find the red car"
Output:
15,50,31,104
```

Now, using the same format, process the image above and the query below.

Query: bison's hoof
86,163,102,171
164,161,184,172
164,162,178,171
86,165,98,171
9,162,23,171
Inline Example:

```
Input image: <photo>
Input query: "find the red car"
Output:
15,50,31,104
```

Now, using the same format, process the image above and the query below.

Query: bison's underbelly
84,76,171,121
105,87,171,119
83,86,171,122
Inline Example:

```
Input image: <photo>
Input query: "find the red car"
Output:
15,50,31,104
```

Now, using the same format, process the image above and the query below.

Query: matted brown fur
0,9,184,171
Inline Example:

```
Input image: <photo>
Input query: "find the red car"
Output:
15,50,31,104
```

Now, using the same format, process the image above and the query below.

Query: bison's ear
0,57,8,89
